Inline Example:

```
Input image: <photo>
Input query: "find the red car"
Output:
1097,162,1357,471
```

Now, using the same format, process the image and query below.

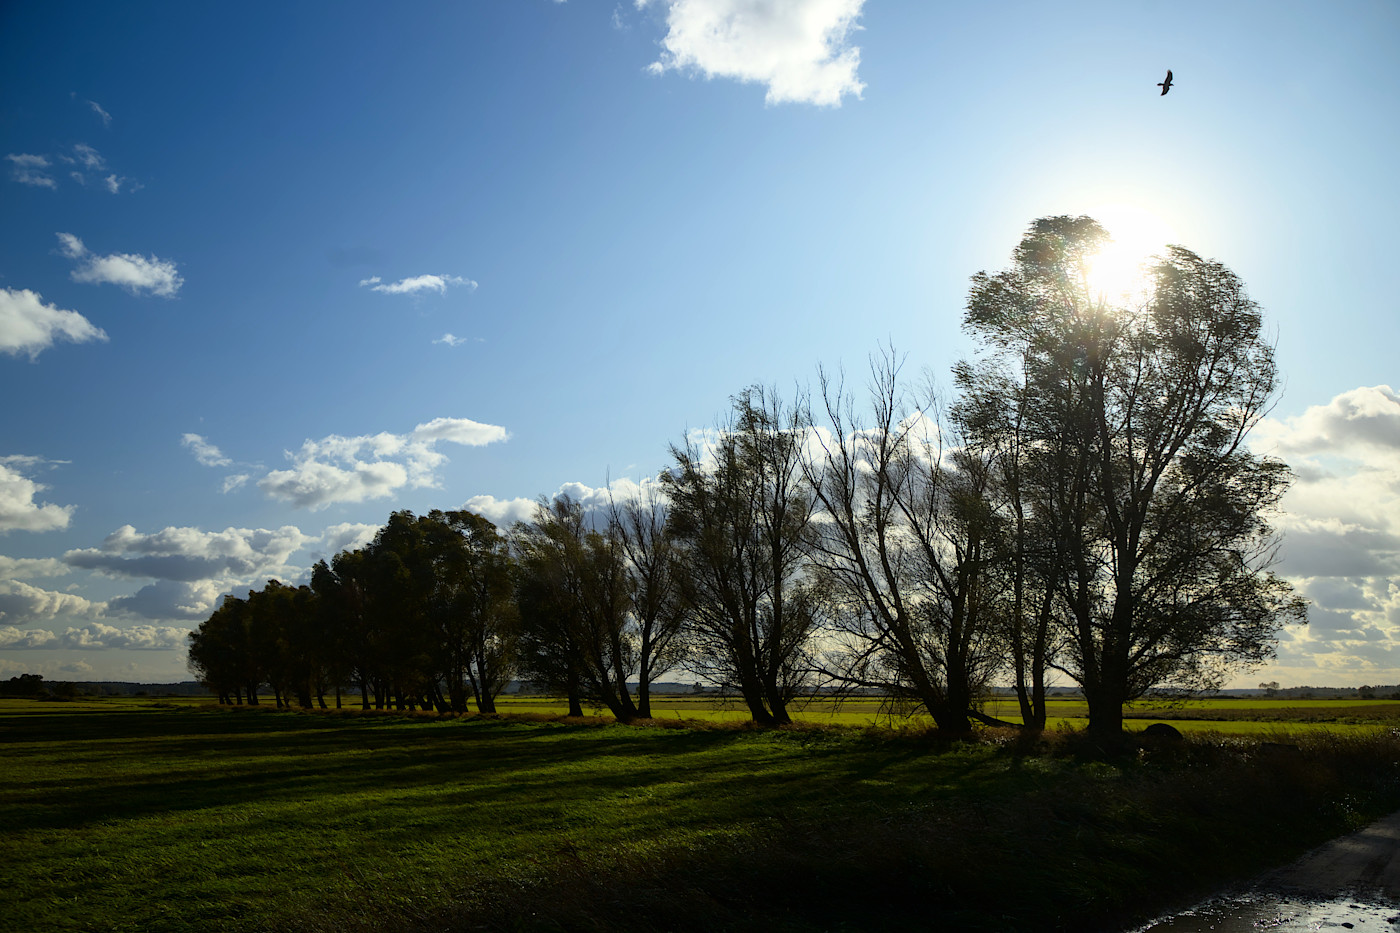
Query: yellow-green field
488,694,1400,734
10,693,1399,735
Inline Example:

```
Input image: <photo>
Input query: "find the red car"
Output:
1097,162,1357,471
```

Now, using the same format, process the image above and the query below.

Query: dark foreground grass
3,702,1398,933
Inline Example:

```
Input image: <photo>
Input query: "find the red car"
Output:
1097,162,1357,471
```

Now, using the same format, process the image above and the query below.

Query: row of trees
189,217,1305,735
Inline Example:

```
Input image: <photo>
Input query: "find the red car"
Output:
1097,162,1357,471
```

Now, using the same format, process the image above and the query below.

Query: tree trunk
566,670,584,717
1085,689,1124,736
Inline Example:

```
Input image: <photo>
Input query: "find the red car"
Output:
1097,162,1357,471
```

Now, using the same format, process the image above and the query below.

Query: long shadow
2,709,840,833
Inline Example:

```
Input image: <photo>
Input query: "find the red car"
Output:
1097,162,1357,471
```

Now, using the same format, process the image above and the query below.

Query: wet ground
1132,810,1400,931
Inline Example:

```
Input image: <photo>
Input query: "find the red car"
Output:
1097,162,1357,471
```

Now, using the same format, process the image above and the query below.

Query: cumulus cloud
108,580,226,621
58,233,183,297
260,460,407,512
463,476,664,529
0,288,108,360
1247,385,1400,683
320,522,381,555
0,579,104,624
359,274,477,296
637,0,866,107
434,333,473,347
1255,385,1400,460
0,457,76,534
0,622,190,651
64,524,311,584
221,474,250,494
181,433,232,468
462,494,539,529
1254,386,1400,577
0,625,59,648
258,417,509,510
7,153,57,188
0,555,69,580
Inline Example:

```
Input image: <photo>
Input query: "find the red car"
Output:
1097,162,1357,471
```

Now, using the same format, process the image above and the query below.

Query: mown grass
3,699,1400,933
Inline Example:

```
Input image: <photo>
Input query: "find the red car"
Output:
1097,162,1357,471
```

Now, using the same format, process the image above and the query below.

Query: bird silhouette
1158,69,1174,96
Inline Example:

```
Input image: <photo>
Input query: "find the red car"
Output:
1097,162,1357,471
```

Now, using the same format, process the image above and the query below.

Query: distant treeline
0,675,208,698
187,217,1307,736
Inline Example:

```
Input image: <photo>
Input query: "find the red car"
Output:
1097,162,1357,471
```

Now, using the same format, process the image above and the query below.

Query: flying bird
1158,69,1173,96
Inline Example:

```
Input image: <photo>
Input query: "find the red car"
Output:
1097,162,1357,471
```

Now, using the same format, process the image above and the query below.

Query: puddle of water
1131,892,1400,932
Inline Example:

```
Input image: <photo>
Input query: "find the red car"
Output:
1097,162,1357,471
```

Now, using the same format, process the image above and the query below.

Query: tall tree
803,352,1000,733
188,595,259,705
426,510,519,714
513,496,638,721
607,480,689,719
955,355,1066,729
364,512,444,710
959,216,1305,735
664,386,818,726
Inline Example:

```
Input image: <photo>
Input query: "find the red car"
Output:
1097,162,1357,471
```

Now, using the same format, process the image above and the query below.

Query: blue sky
2,0,1397,687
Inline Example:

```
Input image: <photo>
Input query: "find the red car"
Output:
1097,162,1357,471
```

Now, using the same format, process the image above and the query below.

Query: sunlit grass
9,693,1396,736
4,701,1399,933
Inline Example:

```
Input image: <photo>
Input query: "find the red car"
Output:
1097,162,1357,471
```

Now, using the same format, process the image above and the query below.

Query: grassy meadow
4,696,1400,932
494,692,1400,735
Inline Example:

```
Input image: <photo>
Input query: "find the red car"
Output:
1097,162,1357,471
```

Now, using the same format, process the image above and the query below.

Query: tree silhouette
960,216,1305,734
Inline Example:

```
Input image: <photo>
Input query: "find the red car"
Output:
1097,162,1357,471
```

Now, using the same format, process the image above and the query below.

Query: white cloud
462,494,539,529
181,433,232,468
69,143,106,170
258,418,509,510
108,580,226,621
0,288,108,360
0,458,75,534
1245,385,1400,684
0,580,104,624
58,233,183,297
434,333,472,347
411,417,509,447
463,476,663,529
0,555,69,580
0,625,59,648
1255,385,1400,461
638,0,866,107
0,622,191,651
259,459,409,511
87,100,112,127
359,273,477,296
221,474,250,494
320,522,381,555
64,524,311,584
6,153,56,188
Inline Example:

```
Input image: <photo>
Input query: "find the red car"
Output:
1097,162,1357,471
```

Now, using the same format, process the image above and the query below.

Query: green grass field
486,693,1400,734
4,696,1400,932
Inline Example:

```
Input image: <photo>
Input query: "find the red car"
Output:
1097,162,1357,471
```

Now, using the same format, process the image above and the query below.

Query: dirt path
1262,808,1400,898
1131,810,1400,931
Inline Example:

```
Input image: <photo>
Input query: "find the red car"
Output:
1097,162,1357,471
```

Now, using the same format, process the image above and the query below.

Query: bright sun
1083,204,1178,302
